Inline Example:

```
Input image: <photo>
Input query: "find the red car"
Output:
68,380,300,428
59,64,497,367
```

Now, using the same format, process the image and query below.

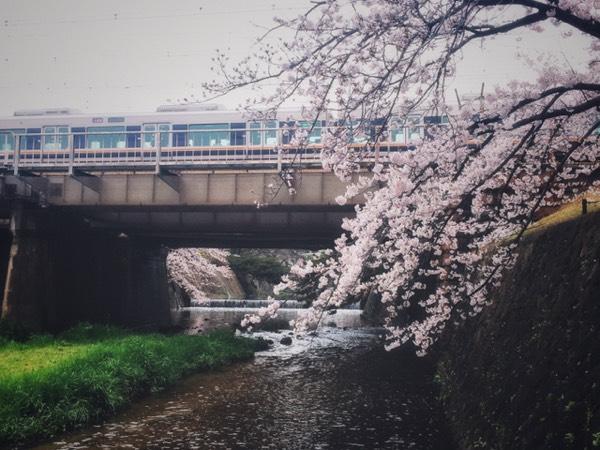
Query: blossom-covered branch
205,0,599,353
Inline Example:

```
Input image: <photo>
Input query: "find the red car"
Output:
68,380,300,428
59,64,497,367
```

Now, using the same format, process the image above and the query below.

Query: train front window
189,123,230,147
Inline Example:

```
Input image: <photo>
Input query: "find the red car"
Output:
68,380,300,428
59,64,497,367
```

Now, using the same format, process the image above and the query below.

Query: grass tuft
0,324,257,447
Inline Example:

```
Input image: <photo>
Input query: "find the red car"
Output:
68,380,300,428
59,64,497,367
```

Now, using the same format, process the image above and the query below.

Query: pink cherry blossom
205,0,600,353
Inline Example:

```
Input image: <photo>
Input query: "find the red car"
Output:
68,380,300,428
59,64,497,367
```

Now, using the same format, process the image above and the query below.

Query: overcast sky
0,0,593,116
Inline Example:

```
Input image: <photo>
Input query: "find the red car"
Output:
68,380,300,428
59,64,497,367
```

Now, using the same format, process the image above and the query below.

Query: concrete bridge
0,165,363,331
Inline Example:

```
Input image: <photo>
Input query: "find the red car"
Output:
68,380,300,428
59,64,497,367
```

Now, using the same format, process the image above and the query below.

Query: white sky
0,0,593,116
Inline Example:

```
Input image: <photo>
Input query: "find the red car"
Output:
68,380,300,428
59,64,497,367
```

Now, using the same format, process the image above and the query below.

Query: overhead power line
1,6,306,27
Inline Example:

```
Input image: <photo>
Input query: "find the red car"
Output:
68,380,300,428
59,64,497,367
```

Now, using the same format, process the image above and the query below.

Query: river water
34,307,453,450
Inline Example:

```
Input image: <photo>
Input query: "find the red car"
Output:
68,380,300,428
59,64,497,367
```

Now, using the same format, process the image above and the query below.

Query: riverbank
32,327,453,450
0,323,257,448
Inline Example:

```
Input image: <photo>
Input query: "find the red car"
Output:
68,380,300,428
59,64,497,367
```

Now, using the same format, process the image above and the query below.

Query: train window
43,126,69,150
0,132,10,151
388,118,406,143
265,121,277,145
299,120,322,144
391,126,406,143
230,123,245,146
172,124,188,147
72,127,86,149
249,121,277,146
22,128,41,150
342,120,368,144
249,122,262,145
159,124,170,147
126,126,141,148
87,126,126,149
43,127,55,150
189,123,230,147
143,124,155,148
407,115,423,141
0,129,25,151
423,116,442,125
369,118,385,141
280,121,296,145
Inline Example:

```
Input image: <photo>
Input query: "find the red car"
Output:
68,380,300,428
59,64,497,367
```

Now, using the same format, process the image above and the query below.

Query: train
0,104,449,170
0,104,449,149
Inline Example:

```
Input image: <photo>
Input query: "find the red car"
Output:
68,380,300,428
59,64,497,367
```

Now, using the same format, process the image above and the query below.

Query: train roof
0,104,437,130
0,105,311,129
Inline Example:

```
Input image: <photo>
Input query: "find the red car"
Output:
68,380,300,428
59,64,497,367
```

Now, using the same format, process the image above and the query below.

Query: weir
189,298,361,309
191,299,307,309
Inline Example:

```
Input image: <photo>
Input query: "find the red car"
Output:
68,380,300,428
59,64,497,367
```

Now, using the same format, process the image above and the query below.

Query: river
34,307,454,450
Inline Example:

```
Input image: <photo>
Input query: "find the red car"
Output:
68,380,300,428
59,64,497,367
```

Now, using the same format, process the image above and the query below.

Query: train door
142,123,171,148
42,126,69,150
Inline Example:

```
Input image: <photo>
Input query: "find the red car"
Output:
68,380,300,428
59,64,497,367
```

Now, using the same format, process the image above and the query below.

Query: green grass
0,323,257,447
228,253,288,284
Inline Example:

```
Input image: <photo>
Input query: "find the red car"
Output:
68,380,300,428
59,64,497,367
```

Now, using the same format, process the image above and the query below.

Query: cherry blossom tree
166,248,234,303
206,0,600,353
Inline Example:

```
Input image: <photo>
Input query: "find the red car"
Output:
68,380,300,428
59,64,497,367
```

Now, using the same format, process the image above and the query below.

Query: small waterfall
189,299,362,310
190,299,307,309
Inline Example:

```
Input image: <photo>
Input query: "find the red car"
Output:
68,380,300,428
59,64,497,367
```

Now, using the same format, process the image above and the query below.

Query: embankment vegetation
0,323,257,447
228,250,290,298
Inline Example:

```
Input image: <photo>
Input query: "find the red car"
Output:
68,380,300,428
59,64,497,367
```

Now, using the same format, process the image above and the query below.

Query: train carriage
0,104,445,171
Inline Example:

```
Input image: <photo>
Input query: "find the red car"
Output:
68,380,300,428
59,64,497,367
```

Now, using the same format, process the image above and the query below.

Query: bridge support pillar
1,205,172,331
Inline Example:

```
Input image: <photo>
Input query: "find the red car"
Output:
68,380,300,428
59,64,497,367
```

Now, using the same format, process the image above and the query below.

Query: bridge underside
0,168,361,330
67,204,351,248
